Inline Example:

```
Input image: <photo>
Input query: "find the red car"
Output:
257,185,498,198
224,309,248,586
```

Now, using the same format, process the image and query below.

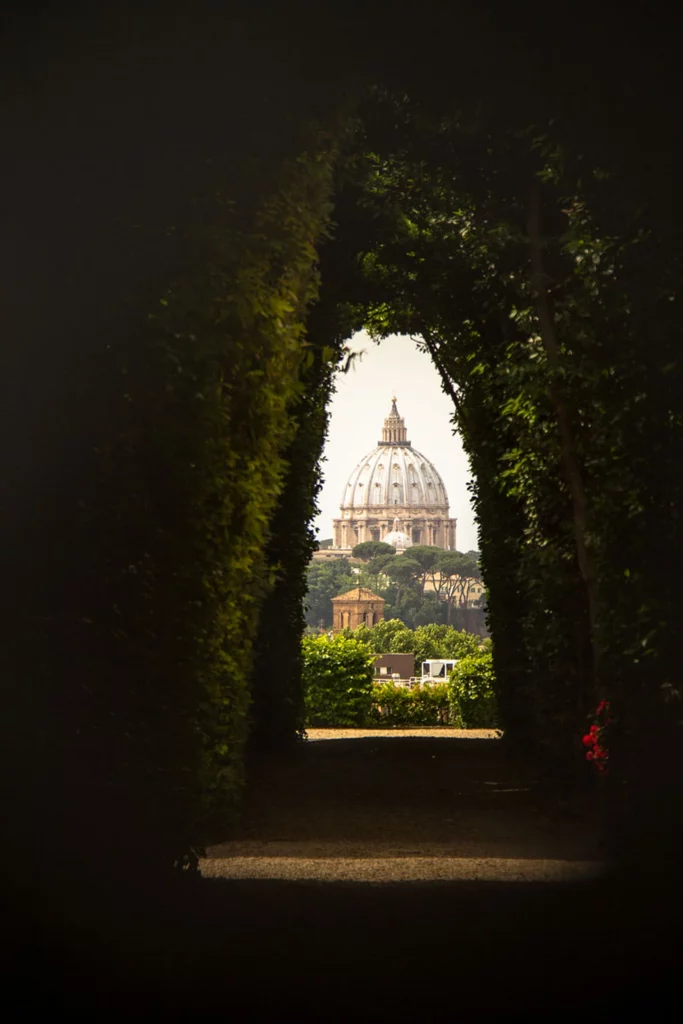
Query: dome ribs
332,399,457,551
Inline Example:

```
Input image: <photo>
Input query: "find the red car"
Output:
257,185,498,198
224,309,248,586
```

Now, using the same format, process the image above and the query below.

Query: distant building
372,652,415,681
331,586,385,631
330,398,457,554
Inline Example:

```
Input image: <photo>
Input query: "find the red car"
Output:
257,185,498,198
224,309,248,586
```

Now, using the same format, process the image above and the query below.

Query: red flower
583,700,612,773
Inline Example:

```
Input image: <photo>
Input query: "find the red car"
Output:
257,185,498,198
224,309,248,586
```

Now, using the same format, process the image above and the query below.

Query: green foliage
345,618,485,667
150,131,341,831
435,552,482,624
352,540,395,559
249,325,346,749
406,545,441,574
346,617,414,653
366,682,459,727
37,117,345,873
304,558,357,628
384,557,421,585
313,92,681,829
363,552,398,588
412,624,483,666
302,634,375,726
449,651,499,728
348,543,487,631
411,593,449,627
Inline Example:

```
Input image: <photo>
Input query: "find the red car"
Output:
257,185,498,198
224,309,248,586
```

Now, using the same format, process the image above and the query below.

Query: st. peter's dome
332,399,457,552
340,398,449,511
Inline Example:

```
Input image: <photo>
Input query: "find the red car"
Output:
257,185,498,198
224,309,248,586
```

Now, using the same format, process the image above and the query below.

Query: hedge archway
5,4,681,890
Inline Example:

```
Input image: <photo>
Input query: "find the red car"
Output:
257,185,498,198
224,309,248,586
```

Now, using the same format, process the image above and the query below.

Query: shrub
448,651,499,727
366,682,461,727
346,620,485,666
412,624,483,665
302,634,375,726
364,618,415,653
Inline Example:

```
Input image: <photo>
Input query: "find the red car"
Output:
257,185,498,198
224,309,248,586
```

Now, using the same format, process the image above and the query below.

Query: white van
421,659,457,683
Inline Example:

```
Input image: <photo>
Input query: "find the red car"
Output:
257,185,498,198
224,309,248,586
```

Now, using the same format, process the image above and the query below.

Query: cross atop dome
380,397,410,446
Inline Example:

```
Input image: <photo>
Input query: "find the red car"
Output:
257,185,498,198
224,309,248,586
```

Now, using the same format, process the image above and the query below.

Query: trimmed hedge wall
13,122,344,885
366,683,456,727
449,652,499,729
302,634,376,727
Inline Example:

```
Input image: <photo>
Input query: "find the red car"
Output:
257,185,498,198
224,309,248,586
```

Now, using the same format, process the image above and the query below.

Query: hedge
302,634,376,727
366,683,459,727
449,651,499,728
16,117,345,884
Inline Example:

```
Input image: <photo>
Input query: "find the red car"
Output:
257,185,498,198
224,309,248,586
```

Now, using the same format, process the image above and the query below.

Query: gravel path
203,730,605,882
200,855,602,882
306,727,501,740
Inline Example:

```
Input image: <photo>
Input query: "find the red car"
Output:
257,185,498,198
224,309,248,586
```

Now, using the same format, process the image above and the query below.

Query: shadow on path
12,733,681,1012
208,734,604,870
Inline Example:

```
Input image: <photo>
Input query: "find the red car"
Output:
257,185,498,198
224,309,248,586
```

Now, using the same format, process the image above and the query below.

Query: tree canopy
304,558,357,629
352,540,396,560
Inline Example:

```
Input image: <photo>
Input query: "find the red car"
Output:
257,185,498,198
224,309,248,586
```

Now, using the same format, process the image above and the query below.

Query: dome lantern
380,397,410,446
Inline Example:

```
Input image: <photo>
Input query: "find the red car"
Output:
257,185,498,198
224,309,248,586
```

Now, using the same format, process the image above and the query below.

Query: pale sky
313,332,479,552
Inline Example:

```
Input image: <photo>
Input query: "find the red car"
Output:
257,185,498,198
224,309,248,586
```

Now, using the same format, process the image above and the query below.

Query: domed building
331,399,457,552
383,517,413,552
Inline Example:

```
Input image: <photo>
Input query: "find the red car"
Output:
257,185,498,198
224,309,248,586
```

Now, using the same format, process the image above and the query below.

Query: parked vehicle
420,659,458,684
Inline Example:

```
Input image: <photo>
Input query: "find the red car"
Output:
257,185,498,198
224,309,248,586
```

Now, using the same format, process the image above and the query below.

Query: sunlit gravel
305,727,502,740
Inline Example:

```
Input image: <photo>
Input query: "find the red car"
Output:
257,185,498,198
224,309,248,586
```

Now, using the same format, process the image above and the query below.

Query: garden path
33,731,678,1013
203,728,605,881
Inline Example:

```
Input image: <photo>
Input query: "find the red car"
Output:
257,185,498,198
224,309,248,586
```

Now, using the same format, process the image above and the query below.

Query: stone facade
333,508,456,551
331,586,385,631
